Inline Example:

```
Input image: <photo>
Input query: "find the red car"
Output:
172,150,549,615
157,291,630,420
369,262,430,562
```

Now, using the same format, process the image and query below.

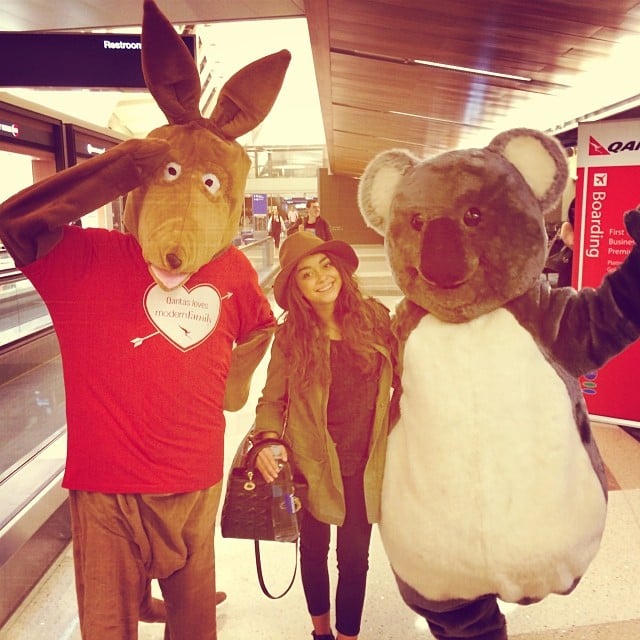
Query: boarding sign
576,119,640,426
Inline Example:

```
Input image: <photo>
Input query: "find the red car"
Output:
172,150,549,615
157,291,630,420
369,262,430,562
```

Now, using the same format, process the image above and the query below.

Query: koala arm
510,209,640,376
605,209,640,323
392,297,427,377
0,137,170,266
388,298,427,429
393,298,428,343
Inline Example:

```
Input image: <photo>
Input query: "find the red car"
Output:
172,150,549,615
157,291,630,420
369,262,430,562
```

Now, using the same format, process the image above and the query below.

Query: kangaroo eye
411,213,426,231
163,162,182,182
464,207,482,227
203,173,221,195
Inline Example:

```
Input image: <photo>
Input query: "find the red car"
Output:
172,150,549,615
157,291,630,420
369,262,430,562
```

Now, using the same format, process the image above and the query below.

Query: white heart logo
143,283,220,351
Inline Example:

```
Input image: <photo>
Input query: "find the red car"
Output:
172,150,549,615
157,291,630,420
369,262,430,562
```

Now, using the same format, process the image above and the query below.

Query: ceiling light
390,110,434,120
332,48,531,83
413,58,531,82
388,110,492,130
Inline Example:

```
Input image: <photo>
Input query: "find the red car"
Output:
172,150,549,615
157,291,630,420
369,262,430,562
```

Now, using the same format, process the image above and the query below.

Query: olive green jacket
254,331,394,526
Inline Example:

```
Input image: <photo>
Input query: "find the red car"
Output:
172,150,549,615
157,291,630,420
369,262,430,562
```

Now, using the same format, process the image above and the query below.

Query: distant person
268,209,283,249
303,198,333,240
544,198,575,287
556,198,575,287
286,205,302,237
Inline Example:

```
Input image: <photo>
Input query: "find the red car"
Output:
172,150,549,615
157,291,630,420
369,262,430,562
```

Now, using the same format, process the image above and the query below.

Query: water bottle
270,445,299,542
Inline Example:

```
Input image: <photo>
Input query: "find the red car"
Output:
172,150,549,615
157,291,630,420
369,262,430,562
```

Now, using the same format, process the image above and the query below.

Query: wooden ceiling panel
326,1,622,66
333,126,463,173
329,52,533,126
331,104,478,146
332,116,481,160
304,0,640,177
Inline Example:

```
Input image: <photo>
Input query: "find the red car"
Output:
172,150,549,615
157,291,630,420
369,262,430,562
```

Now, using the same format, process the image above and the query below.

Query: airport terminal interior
2,267,640,640
3,1,640,639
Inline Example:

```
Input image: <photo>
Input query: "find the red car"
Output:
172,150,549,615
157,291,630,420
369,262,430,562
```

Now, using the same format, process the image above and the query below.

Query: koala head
358,128,568,323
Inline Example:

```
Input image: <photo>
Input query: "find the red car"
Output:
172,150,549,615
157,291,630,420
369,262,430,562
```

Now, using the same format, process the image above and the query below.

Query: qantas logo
589,134,640,155
588,136,609,156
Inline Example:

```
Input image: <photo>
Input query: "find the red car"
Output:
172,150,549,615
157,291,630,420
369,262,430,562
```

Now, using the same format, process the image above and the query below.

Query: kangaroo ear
210,49,291,140
141,0,201,125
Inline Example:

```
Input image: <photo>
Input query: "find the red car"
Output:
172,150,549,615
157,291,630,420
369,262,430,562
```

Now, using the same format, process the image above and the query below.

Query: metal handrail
0,236,278,353
238,235,278,286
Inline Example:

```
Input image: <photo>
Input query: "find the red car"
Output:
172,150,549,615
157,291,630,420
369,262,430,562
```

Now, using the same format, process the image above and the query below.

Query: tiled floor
3,278,640,638
3,421,640,640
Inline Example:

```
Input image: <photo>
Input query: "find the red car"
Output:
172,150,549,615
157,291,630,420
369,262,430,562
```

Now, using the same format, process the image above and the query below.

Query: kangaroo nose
166,253,182,269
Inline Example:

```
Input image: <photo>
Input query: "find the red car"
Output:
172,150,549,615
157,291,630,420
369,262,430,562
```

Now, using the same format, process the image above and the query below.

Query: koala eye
163,162,182,182
202,173,221,195
410,213,426,231
464,207,482,227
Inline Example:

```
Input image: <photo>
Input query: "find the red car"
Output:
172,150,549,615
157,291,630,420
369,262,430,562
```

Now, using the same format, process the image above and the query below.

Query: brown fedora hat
273,231,359,309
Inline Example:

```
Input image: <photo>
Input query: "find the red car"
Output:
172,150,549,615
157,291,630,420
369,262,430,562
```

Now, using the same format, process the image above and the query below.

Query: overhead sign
251,193,268,215
576,118,640,426
0,32,196,89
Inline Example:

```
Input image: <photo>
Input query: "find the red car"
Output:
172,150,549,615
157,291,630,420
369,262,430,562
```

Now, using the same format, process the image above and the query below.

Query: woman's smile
315,279,335,294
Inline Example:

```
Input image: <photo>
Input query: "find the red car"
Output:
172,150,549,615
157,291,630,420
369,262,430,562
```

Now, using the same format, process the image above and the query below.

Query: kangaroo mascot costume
358,128,640,639
0,2,290,638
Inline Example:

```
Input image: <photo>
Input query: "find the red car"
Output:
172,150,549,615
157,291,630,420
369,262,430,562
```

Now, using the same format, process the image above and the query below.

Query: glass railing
0,272,52,349
0,233,277,485
0,236,277,351
0,234,278,577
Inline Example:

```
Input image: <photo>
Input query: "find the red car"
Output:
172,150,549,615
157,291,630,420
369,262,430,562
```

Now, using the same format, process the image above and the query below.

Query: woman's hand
255,444,288,483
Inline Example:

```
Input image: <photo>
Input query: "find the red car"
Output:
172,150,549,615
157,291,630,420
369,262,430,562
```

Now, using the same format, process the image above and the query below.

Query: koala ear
488,128,568,215
358,149,418,234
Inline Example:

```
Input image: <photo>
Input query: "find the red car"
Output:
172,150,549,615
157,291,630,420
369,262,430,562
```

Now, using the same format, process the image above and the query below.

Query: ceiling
2,1,640,179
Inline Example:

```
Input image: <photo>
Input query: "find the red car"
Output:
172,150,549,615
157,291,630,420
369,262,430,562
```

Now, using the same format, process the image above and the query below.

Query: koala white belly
380,308,607,603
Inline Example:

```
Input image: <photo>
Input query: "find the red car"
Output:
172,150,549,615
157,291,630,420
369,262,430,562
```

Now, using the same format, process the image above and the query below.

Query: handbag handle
246,436,300,599
254,539,299,599
246,388,297,599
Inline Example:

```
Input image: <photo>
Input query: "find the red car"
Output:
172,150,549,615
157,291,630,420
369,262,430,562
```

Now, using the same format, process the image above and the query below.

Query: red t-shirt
22,225,274,493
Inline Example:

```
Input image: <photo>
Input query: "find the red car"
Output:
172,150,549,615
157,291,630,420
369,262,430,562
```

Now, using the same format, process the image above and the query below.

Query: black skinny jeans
299,473,372,637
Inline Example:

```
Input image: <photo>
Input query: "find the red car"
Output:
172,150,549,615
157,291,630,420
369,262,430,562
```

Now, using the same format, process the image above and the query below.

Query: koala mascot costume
358,128,640,639
0,2,290,639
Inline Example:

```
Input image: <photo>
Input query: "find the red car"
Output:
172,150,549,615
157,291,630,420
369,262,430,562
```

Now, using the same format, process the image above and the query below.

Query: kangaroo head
124,0,290,290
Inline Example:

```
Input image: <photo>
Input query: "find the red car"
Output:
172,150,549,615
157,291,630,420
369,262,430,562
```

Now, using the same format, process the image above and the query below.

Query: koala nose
165,253,182,269
420,217,471,287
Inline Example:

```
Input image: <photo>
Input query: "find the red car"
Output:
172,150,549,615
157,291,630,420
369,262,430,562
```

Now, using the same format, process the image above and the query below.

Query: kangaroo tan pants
69,484,221,640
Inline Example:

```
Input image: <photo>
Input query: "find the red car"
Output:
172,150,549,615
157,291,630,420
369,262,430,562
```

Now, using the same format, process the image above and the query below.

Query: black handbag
221,429,308,598
221,435,306,541
544,229,573,274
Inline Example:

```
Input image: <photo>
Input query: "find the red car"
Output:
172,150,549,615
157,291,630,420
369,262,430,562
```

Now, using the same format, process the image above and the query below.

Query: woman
254,231,396,640
556,198,575,287
286,205,302,236
545,198,575,287
268,209,283,249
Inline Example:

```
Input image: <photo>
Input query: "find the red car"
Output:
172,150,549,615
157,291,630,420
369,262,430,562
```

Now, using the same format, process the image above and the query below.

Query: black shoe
311,632,335,640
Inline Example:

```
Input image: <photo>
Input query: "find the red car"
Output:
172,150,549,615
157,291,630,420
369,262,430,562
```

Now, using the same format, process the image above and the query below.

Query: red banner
575,120,640,426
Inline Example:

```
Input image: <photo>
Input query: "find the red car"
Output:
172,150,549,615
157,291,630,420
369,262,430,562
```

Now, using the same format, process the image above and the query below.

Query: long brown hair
278,252,394,392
